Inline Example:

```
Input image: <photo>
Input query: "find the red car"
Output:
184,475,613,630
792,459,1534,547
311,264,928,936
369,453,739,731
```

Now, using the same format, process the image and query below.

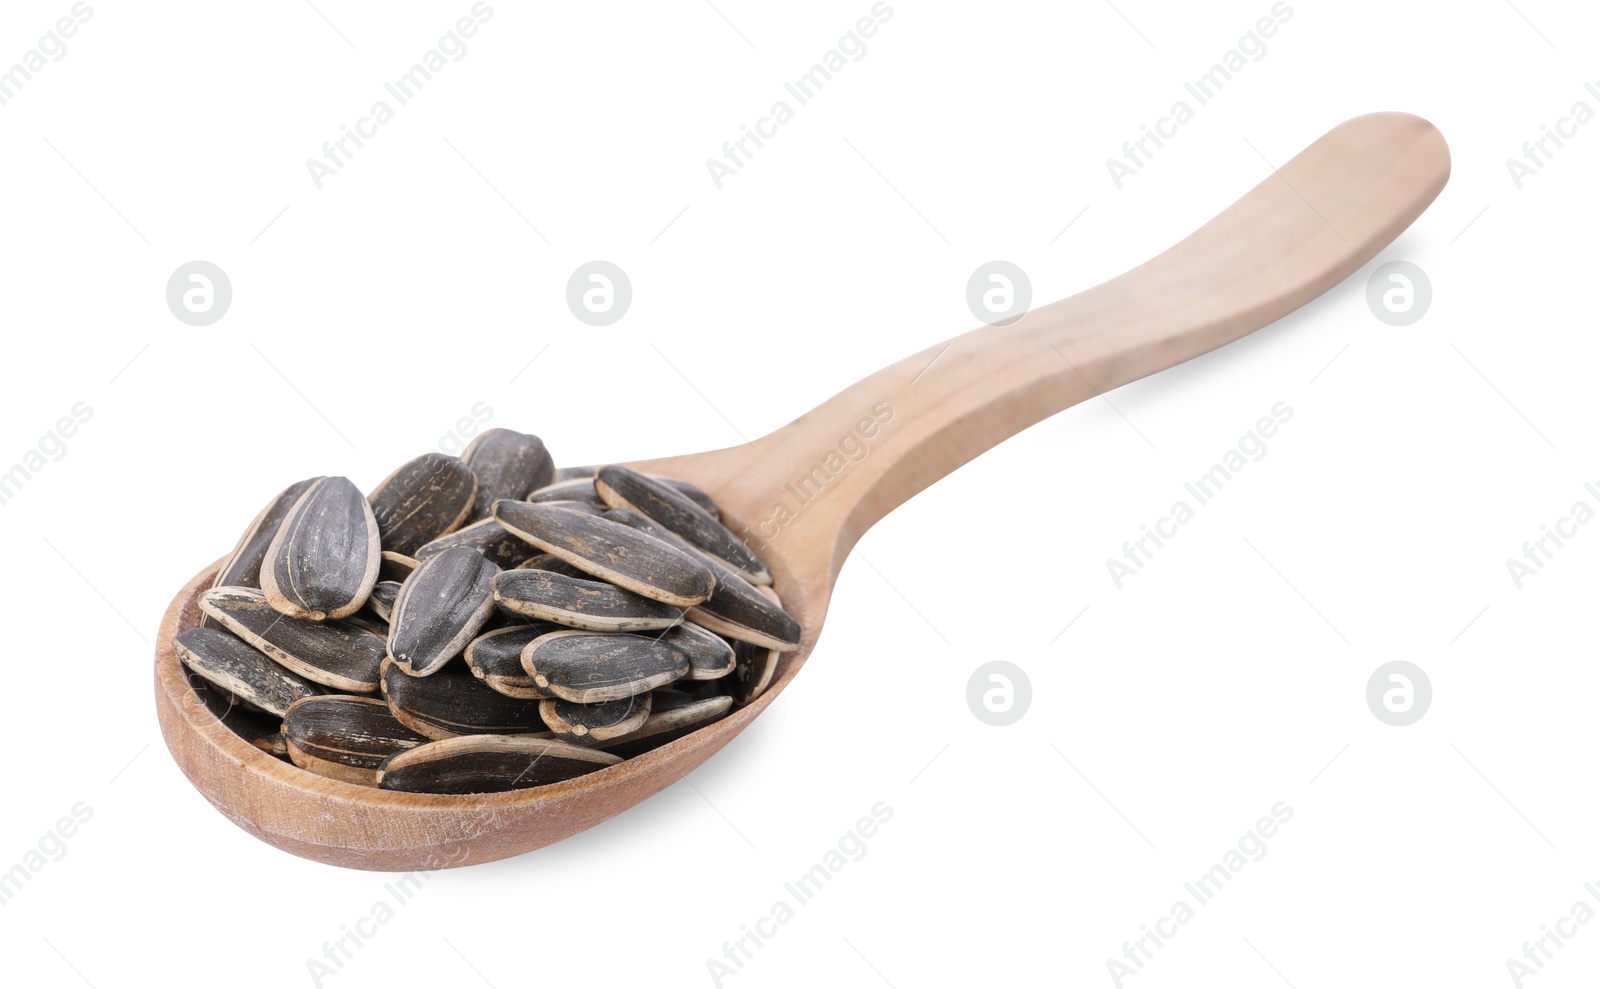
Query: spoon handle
730,112,1448,581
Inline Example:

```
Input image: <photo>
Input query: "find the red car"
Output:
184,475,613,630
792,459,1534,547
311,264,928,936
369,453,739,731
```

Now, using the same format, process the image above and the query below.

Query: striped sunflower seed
525,477,606,507
514,552,588,577
601,690,734,759
381,658,548,740
663,622,737,680
367,581,402,623
539,692,652,744
464,624,565,699
520,629,689,703
493,500,714,607
658,476,720,520
538,499,604,517
282,694,430,787
367,453,479,556
608,507,800,650
376,735,620,794
387,546,500,677
414,517,532,570
551,466,596,483
379,551,419,584
492,568,683,633
199,586,386,693
213,477,321,591
731,639,780,704
261,476,382,622
174,627,322,718
595,465,769,585
461,428,554,522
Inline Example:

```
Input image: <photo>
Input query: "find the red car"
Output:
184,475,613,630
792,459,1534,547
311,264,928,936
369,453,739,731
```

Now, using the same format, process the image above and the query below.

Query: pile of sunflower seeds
174,429,800,795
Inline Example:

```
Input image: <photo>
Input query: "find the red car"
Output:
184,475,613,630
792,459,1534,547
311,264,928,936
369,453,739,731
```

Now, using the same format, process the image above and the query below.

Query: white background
1,1,1596,986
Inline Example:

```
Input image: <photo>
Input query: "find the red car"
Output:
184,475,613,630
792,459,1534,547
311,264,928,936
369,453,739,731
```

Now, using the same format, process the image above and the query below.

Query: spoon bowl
155,111,1450,869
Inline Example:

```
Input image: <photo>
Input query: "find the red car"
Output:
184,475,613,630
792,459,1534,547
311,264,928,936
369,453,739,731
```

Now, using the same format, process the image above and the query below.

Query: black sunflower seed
520,630,689,703
514,552,589,577
282,694,429,787
464,623,565,699
381,659,548,740
198,586,386,693
414,517,532,570
595,465,769,585
525,477,605,507
493,500,714,607
387,546,500,677
461,428,554,522
551,466,596,483
663,622,737,680
367,581,402,623
492,568,683,633
600,690,734,758
539,692,652,744
658,476,720,519
213,477,322,591
379,551,419,584
174,627,322,718
730,639,780,704
376,735,620,794
367,453,479,556
261,476,382,622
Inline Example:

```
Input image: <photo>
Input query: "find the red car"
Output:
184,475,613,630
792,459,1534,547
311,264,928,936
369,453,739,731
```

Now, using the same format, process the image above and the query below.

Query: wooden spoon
154,111,1449,870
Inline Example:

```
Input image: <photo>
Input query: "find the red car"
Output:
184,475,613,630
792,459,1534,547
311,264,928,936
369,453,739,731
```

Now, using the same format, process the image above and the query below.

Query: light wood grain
155,112,1449,870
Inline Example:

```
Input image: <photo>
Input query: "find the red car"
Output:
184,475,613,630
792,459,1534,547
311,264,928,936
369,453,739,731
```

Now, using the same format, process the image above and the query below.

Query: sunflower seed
387,546,499,677
552,466,596,483
494,500,714,607
174,627,322,718
379,551,419,583
367,581,402,623
414,517,532,570
608,508,800,650
367,453,479,556
730,639,780,704
282,694,429,787
600,690,734,758
462,428,554,522
381,659,548,740
658,476,720,519
252,731,290,758
492,568,683,633
525,477,605,507
213,477,322,591
376,735,620,794
662,623,737,680
539,499,604,517
596,465,769,584
520,630,689,703
198,586,387,693
261,476,382,622
514,552,588,577
539,692,652,744
183,665,293,752
464,624,564,699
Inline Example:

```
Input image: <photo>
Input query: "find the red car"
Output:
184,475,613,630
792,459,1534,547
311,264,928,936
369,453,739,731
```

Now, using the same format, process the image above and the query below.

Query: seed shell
213,477,322,591
525,477,606,507
367,581,402,623
282,694,429,787
376,735,621,794
387,546,500,677
174,627,322,718
595,465,769,585
379,551,419,583
493,500,714,607
381,659,548,740
461,428,554,522
464,624,565,699
539,692,652,744
199,586,386,693
520,630,689,703
730,639,780,704
414,517,532,570
260,476,382,622
601,690,735,758
367,453,479,556
492,568,683,633
662,622,737,680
